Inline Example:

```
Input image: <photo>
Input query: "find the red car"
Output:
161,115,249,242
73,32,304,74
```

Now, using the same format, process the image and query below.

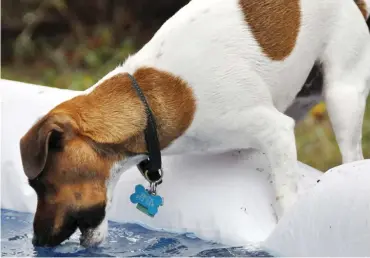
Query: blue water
1,209,272,257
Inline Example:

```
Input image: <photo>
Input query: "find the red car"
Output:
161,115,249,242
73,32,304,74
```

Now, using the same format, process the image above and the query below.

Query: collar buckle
137,159,163,186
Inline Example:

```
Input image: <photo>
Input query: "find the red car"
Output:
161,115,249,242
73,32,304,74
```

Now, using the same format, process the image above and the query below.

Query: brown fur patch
239,0,301,61
355,0,368,19
20,66,196,241
53,67,196,153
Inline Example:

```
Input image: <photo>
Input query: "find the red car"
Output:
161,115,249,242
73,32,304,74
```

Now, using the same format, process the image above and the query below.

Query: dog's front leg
243,107,300,221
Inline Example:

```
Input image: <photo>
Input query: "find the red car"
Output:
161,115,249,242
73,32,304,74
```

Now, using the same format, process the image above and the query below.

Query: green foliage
295,99,370,171
2,35,135,91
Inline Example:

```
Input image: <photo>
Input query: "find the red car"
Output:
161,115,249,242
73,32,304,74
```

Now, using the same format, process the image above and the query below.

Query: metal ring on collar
144,169,164,185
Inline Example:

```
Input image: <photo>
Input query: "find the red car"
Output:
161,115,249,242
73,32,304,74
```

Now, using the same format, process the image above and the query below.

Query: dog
19,0,370,247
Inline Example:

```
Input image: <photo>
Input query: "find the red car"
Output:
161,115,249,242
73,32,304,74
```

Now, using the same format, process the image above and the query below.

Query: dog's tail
354,0,370,21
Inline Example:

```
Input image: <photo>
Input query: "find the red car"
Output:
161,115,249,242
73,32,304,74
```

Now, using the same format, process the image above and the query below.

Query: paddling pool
1,209,272,257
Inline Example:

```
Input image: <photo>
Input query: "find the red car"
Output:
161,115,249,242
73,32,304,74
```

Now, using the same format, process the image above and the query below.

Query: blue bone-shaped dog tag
130,185,163,217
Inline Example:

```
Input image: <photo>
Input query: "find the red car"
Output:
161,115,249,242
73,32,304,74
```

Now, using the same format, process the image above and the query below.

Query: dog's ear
19,114,74,180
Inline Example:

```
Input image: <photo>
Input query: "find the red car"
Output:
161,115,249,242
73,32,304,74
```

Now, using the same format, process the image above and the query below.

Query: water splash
1,209,272,257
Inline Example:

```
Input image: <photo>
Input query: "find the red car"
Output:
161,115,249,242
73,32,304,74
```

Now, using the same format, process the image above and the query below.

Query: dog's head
20,111,124,247
19,68,196,247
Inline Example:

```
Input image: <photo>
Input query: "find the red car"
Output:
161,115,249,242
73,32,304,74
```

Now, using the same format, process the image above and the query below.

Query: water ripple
1,209,272,257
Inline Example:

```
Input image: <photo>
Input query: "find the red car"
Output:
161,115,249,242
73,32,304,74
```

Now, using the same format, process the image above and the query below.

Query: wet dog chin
79,219,108,247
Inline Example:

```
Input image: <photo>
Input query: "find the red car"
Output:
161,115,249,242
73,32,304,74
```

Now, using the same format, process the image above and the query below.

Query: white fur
80,155,147,246
79,218,108,247
83,0,370,244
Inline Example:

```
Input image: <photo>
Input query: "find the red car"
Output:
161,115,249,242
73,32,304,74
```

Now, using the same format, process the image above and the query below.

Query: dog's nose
32,236,39,246
32,235,41,246
32,235,47,247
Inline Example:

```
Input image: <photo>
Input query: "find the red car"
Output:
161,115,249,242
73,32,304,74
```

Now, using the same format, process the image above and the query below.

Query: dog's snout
32,235,41,246
32,235,51,247
32,209,79,247
32,233,59,247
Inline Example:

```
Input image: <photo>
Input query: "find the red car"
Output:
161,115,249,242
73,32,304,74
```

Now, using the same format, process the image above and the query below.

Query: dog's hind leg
321,10,370,163
324,78,369,163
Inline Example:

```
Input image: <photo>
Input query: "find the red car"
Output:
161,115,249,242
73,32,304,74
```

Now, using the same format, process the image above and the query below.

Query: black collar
127,73,163,185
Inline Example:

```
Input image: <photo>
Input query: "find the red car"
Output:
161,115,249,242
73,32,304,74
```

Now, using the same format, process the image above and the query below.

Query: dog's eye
49,130,63,151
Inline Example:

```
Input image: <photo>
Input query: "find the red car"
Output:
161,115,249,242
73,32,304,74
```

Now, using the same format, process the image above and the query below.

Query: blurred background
1,0,369,171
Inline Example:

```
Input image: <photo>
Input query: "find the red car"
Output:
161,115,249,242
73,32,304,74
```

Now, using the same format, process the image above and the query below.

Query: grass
1,61,369,173
295,100,370,171
1,65,99,91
